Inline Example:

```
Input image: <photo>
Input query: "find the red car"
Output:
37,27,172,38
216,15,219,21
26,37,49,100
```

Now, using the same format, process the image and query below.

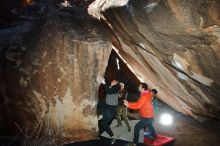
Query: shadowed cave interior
0,0,220,146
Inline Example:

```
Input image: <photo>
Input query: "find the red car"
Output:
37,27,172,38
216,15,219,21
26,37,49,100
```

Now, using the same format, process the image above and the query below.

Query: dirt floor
66,102,220,146
1,103,219,146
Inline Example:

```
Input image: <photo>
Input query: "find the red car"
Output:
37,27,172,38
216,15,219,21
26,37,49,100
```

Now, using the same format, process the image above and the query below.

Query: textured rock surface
0,7,112,142
1,0,220,144
89,0,220,120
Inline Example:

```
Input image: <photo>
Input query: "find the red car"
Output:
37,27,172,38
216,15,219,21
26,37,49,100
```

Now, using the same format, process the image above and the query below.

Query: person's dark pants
97,100,105,116
99,104,117,137
133,118,156,145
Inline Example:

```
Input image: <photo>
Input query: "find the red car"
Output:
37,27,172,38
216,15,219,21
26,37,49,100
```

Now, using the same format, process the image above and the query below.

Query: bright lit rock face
89,0,220,120
0,7,112,142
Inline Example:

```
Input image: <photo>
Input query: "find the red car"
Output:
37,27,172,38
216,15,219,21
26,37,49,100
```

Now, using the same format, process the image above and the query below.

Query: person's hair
151,89,158,94
141,83,148,90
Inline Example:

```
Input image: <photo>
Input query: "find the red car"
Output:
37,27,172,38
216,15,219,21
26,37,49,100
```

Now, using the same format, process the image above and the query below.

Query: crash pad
144,134,175,146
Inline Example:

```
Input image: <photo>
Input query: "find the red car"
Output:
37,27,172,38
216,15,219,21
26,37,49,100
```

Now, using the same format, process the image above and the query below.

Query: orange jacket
128,90,154,118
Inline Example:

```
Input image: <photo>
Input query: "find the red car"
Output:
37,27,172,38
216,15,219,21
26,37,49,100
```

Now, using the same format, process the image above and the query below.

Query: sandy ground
100,108,220,146
64,101,220,146
101,119,144,142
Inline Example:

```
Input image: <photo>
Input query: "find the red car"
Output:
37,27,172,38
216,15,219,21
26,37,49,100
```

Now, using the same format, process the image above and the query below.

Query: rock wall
89,0,220,120
0,7,112,142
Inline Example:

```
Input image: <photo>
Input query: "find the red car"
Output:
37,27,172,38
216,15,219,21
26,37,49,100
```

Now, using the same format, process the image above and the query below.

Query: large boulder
89,0,220,120
0,7,112,142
